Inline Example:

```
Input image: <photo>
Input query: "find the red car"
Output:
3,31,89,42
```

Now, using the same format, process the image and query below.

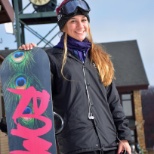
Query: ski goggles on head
60,0,90,15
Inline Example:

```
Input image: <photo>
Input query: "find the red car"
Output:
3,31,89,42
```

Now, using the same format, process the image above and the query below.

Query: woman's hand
18,43,37,50
117,140,131,154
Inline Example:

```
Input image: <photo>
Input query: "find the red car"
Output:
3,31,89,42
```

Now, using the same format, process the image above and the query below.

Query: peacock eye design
18,105,34,127
12,51,25,63
15,76,27,89
23,107,32,114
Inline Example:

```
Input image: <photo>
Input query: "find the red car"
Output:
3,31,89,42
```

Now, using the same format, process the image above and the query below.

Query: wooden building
0,0,14,24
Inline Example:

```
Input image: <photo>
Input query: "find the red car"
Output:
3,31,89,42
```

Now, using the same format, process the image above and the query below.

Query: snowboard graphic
0,47,57,154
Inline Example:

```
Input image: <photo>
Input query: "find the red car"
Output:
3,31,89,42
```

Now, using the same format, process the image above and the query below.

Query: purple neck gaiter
54,34,91,62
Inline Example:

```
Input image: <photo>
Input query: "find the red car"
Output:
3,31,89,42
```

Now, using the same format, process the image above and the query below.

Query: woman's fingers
117,140,131,154
18,43,37,50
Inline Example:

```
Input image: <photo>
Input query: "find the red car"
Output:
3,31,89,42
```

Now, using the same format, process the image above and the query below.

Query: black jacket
46,48,132,154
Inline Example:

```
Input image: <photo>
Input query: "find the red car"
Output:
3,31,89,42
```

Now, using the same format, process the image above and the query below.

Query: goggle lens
61,0,90,15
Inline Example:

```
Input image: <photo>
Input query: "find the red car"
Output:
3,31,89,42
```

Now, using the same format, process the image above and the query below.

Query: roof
100,40,149,92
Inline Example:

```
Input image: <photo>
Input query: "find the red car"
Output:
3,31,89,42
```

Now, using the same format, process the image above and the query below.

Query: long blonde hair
61,28,115,86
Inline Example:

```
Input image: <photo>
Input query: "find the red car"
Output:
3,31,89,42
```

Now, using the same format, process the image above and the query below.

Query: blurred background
0,0,154,154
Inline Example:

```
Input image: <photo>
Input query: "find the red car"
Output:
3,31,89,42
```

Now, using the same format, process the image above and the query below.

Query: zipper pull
88,113,95,120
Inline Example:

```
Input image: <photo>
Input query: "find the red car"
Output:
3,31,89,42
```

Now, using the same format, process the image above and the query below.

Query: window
121,94,133,117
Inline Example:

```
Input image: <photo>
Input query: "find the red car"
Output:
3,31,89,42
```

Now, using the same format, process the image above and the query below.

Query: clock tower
12,0,58,47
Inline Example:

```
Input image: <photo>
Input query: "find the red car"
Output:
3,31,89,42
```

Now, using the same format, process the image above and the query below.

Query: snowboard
0,47,57,154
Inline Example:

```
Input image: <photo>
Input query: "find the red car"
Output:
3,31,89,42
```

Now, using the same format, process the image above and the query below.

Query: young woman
19,0,132,154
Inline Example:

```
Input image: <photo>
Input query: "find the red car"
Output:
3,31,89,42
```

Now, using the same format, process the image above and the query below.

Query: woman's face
63,15,89,41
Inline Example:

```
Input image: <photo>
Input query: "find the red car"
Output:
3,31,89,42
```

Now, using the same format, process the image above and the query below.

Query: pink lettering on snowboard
8,86,53,154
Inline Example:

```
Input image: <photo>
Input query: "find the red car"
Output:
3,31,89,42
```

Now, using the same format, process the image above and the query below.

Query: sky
0,0,154,85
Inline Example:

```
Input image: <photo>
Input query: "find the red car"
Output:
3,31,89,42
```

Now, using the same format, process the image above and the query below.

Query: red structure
0,0,14,24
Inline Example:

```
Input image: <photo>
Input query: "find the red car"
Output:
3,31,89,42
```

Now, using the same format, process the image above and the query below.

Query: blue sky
0,0,154,85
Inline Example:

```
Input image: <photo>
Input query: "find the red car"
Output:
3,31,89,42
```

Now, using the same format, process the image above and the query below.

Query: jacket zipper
82,62,95,120
68,52,94,120
69,52,102,149
82,61,103,151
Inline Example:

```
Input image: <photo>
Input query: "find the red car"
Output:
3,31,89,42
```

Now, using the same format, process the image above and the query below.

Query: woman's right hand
18,43,37,50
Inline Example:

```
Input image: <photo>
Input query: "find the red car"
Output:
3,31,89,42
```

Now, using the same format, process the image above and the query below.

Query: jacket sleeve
106,81,132,143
